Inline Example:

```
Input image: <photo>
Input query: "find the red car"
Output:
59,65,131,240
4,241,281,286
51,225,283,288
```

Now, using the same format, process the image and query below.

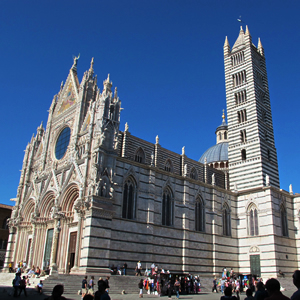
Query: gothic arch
21,199,35,222
123,166,139,187
164,159,173,172
195,195,205,232
39,191,56,218
222,202,231,236
134,147,146,164
247,202,259,236
60,184,79,213
162,185,174,226
190,167,198,180
122,175,137,219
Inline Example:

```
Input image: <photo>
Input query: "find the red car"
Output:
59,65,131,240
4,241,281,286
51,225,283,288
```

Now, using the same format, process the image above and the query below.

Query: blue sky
1,0,300,206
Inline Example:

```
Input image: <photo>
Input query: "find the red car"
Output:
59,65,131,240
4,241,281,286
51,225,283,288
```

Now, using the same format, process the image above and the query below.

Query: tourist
82,275,88,298
104,276,110,293
18,275,27,297
95,280,110,300
255,281,269,300
37,280,43,294
9,262,13,273
13,272,21,297
264,278,289,300
44,284,67,300
213,277,218,293
138,279,144,298
244,288,254,300
35,266,41,277
88,276,95,295
220,286,238,300
174,278,181,299
291,270,300,300
122,262,127,275
137,261,142,276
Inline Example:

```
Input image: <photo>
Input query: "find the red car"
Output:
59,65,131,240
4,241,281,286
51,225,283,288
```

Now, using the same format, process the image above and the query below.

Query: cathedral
4,26,300,278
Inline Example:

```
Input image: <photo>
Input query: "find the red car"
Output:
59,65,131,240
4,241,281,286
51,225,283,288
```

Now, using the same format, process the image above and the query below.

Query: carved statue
184,164,187,176
212,173,215,185
151,152,154,166
72,54,80,68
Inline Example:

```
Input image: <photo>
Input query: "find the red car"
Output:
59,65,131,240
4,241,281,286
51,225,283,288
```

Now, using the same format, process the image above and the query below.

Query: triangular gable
81,112,91,132
57,72,79,115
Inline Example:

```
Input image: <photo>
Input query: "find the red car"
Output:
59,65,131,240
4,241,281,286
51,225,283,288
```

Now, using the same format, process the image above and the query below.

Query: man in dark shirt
82,275,88,298
123,262,127,276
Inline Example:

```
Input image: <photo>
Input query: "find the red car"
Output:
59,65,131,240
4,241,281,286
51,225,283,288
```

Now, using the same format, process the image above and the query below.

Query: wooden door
67,232,77,273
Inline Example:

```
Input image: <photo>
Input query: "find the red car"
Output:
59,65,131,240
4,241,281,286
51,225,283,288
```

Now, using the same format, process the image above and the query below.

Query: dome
199,142,228,164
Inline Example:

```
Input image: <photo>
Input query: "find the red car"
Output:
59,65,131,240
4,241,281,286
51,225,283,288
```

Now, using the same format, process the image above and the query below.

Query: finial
125,122,129,132
60,81,64,90
289,184,293,195
182,146,185,155
258,37,263,48
114,87,118,99
156,135,159,144
222,109,225,120
38,121,43,130
239,25,244,33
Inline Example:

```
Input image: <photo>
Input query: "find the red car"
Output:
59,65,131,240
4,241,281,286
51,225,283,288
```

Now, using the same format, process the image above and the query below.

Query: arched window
162,187,173,226
195,197,205,232
190,168,198,180
122,177,137,219
248,204,259,236
134,147,145,163
164,159,173,172
223,203,231,236
280,205,288,237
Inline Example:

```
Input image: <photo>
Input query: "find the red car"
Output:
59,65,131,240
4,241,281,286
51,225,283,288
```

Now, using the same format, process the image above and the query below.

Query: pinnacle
224,36,230,47
245,25,250,36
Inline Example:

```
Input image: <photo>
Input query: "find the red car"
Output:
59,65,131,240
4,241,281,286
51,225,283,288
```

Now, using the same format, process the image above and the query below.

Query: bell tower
224,26,279,191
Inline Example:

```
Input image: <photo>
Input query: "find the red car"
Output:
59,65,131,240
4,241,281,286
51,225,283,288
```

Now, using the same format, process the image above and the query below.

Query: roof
199,142,228,164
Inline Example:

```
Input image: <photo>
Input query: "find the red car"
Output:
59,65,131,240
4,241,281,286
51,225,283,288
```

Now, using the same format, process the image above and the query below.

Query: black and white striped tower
224,26,280,191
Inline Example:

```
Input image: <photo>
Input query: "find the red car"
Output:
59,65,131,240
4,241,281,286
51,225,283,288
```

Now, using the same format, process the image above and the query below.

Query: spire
224,36,231,55
89,57,94,76
224,36,230,47
258,37,264,56
232,26,245,50
103,74,112,93
245,25,250,36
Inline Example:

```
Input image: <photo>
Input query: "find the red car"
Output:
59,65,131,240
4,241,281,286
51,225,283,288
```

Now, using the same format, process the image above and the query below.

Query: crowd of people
212,268,300,300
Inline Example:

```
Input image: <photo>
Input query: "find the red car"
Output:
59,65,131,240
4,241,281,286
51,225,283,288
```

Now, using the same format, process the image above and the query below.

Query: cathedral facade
4,27,300,278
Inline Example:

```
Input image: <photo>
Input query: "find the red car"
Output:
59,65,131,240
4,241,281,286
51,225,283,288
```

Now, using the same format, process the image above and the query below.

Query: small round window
55,127,71,160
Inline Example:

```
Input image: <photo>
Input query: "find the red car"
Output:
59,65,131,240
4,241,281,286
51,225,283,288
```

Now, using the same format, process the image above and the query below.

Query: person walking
82,276,88,299
88,276,95,295
212,277,218,293
174,278,181,299
13,272,21,297
137,261,142,276
18,275,27,297
138,279,144,298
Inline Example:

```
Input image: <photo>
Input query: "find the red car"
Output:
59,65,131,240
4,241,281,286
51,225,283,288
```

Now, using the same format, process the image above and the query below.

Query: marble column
3,226,16,272
28,223,36,268
72,212,82,269
50,219,60,274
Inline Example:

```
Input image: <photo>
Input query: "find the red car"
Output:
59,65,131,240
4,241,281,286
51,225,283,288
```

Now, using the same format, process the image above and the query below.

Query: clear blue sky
1,0,299,206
